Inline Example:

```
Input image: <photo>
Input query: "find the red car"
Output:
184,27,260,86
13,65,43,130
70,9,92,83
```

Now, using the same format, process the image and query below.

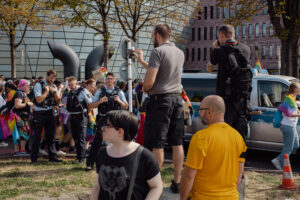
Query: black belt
149,93,181,100
34,109,52,114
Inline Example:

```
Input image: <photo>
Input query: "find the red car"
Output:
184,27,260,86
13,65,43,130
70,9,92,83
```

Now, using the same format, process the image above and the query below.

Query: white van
182,72,300,152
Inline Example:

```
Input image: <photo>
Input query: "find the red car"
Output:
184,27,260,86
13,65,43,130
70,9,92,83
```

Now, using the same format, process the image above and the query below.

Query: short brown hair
86,78,96,85
47,69,57,77
106,72,115,78
219,24,235,38
287,83,300,95
154,24,170,40
68,76,77,82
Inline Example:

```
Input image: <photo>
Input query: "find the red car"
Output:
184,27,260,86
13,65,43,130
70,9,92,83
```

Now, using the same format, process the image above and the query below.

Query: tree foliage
112,0,201,42
0,0,57,78
216,0,300,77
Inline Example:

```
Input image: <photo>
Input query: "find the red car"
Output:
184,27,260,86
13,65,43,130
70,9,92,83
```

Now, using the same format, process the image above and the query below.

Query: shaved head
202,95,225,114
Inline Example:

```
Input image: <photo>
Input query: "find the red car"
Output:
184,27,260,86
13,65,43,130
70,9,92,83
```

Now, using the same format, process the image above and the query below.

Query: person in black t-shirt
90,110,162,200
206,24,251,141
13,79,34,156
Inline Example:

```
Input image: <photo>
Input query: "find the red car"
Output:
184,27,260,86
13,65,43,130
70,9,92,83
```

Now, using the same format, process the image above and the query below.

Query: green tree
51,0,114,69
217,0,300,77
0,0,55,78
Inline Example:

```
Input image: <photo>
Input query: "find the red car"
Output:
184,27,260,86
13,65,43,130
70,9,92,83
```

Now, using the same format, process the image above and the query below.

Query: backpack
66,87,85,112
222,45,253,102
273,110,282,128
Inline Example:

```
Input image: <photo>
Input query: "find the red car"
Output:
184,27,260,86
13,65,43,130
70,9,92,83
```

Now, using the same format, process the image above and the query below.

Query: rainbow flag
256,59,263,70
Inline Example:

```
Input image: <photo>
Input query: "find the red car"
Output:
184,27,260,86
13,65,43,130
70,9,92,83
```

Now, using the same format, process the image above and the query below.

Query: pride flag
256,59,264,70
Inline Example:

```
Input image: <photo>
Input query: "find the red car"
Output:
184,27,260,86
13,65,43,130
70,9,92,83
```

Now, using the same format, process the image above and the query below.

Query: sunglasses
197,108,209,112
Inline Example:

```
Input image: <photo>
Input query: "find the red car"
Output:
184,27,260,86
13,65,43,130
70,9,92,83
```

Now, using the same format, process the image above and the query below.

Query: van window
182,78,216,102
258,81,288,108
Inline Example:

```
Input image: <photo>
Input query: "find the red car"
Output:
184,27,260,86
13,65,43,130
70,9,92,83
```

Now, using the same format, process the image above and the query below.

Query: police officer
31,70,62,164
85,72,128,170
67,76,93,163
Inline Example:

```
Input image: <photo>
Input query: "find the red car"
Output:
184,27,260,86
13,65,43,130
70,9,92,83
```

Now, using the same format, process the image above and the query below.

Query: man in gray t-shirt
134,23,184,193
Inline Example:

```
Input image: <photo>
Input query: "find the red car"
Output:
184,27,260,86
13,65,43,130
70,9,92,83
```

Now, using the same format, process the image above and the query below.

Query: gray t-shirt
148,42,184,95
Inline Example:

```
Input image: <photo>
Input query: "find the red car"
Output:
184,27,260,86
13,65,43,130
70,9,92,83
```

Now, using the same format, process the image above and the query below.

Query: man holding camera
85,72,128,170
31,69,62,164
206,24,251,141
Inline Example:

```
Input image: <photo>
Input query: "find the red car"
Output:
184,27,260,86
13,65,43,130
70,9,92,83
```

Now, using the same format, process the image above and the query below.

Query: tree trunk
9,33,16,78
103,21,109,69
280,35,299,78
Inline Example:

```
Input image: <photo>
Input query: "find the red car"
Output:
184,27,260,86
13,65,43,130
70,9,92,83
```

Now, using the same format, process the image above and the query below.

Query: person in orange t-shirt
180,95,247,200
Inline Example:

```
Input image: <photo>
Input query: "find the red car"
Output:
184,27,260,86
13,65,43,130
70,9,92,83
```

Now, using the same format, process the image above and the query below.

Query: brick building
184,0,289,73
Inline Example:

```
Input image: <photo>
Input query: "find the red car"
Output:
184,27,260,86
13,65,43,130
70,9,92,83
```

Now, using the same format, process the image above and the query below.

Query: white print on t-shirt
99,165,129,200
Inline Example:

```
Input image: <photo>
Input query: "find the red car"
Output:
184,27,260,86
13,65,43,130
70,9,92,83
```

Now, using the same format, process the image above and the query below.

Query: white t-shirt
281,112,298,127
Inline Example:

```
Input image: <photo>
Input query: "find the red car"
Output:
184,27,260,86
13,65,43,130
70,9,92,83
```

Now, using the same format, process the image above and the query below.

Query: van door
250,80,288,151
181,77,216,142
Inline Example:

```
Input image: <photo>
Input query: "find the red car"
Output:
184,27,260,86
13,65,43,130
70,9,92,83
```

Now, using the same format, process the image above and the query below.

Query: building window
229,6,233,18
255,23,260,37
223,7,226,18
210,6,214,19
242,24,246,38
262,45,266,59
216,26,219,39
262,23,267,37
276,45,280,59
235,26,239,39
204,48,207,61
198,11,202,20
263,1,267,15
192,48,195,61
198,27,201,40
210,27,213,40
204,7,207,19
255,45,259,59
198,48,201,61
192,28,195,41
186,48,189,61
269,45,273,59
269,23,274,36
248,24,253,38
204,27,207,40
256,4,261,16
216,6,220,19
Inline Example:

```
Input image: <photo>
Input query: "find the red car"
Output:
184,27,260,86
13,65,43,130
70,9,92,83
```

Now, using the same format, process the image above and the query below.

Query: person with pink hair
12,79,34,156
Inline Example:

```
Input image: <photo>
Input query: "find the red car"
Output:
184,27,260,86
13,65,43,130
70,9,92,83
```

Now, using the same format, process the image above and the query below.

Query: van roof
182,72,297,82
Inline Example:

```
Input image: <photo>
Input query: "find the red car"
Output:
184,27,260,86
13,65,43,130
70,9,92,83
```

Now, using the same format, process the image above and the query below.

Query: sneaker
19,151,30,156
0,141,8,147
13,152,22,157
39,149,48,156
57,150,67,156
77,159,85,164
271,157,282,170
85,165,93,171
170,180,180,193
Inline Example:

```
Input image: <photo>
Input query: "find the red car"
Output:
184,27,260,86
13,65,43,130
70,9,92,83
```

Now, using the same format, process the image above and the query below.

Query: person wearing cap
13,79,34,156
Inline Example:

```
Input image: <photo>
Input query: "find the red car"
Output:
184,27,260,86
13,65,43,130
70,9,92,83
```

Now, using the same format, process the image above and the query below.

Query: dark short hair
154,24,171,40
106,110,138,141
47,69,57,77
106,72,114,77
219,24,235,38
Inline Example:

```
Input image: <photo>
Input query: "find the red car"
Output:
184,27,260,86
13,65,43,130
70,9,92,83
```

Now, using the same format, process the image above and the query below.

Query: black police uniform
67,87,90,162
210,39,251,141
31,81,59,163
86,87,121,168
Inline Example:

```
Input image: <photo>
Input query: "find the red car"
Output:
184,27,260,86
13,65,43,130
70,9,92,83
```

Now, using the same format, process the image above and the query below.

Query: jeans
276,124,299,167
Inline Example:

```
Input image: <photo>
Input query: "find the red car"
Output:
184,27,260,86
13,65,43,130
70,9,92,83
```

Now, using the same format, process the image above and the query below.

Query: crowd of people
0,23,298,200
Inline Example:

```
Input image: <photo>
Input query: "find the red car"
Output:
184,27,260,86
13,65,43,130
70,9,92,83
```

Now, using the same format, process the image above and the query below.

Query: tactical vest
97,87,121,115
33,81,55,108
66,87,88,113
